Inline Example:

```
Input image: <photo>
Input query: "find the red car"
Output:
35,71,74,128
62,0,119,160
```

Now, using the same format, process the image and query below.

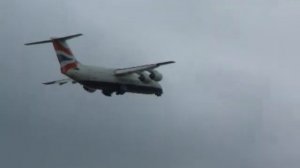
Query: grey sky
1,0,300,168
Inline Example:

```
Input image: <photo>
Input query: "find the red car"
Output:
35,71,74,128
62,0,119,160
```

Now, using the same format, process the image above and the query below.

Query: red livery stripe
53,40,73,56
61,62,78,73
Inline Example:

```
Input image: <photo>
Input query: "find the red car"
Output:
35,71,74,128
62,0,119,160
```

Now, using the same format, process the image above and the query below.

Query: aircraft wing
114,61,175,76
43,78,76,85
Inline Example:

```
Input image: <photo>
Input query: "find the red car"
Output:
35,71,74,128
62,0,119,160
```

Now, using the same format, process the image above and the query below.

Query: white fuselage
65,64,163,95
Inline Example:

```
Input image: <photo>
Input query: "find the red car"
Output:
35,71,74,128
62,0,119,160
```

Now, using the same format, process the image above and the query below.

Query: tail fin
25,33,82,74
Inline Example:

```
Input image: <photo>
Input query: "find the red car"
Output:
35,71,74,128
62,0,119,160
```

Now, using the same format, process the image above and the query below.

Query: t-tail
25,33,82,74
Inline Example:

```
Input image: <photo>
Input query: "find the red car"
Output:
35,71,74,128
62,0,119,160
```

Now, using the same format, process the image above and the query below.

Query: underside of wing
114,61,175,76
43,78,76,85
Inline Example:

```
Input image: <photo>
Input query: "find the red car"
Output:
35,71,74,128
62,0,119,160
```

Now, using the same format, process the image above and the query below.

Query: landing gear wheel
116,91,125,95
155,91,163,97
116,85,127,95
102,90,112,97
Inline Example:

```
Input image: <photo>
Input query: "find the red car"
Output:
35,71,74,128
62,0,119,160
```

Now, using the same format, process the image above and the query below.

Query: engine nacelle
149,70,163,81
83,86,96,93
138,72,152,83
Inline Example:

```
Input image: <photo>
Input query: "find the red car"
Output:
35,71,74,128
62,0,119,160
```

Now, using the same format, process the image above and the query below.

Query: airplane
25,34,175,97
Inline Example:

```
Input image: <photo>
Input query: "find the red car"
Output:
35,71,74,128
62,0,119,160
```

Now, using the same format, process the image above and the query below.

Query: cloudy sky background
1,0,300,168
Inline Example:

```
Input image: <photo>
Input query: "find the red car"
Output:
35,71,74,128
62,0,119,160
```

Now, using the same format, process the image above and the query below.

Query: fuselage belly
66,64,162,95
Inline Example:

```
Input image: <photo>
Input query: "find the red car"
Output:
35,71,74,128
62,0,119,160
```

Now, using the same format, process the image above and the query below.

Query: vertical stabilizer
25,34,82,74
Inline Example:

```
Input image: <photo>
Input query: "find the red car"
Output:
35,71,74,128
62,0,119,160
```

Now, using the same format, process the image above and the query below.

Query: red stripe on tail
61,62,78,74
53,40,73,56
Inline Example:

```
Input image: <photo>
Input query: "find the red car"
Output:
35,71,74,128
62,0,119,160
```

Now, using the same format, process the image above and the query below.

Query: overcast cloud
1,0,300,168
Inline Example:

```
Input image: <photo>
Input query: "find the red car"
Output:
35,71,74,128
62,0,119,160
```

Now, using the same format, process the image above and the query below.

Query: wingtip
157,61,176,66
165,60,176,64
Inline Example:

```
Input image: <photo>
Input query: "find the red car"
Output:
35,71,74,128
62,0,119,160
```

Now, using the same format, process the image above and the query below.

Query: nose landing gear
155,90,163,97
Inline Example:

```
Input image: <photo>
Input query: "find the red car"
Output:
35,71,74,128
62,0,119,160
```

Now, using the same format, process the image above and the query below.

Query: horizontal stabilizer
25,33,83,45
43,78,75,85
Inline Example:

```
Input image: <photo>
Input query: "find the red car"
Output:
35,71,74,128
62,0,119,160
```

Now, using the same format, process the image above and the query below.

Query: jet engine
138,72,152,83
149,70,163,81
83,86,96,93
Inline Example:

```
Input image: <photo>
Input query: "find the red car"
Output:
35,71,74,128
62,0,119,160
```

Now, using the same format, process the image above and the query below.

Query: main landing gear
116,85,127,95
102,90,113,97
102,85,127,96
